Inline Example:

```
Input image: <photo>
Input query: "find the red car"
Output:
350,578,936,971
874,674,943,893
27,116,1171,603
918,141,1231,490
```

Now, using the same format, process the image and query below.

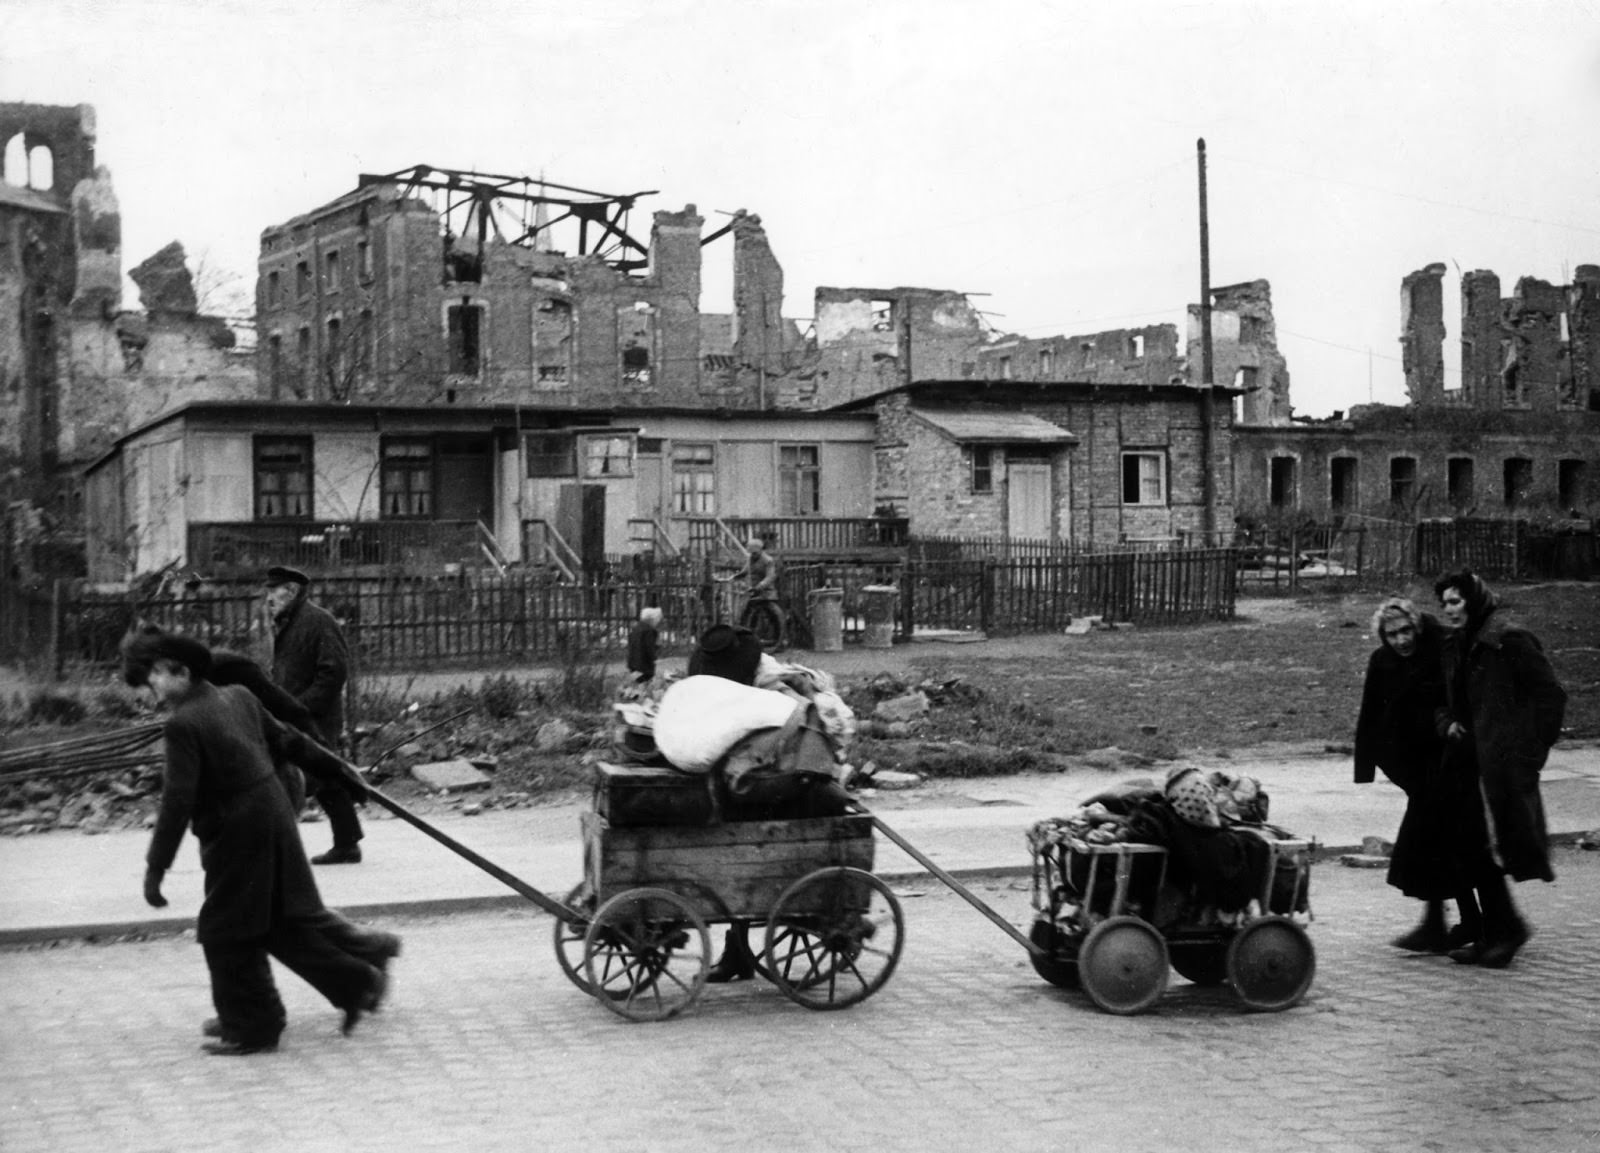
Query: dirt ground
4,584,1597,827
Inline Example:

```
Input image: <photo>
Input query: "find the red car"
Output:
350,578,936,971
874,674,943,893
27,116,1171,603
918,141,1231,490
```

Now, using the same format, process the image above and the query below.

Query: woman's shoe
202,1038,278,1056
1448,941,1483,965
1442,924,1477,951
1477,922,1532,970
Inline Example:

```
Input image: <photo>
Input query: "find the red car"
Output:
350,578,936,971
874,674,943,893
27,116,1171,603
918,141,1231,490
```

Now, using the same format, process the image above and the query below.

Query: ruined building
254,167,804,409
1232,263,1600,525
1,102,254,576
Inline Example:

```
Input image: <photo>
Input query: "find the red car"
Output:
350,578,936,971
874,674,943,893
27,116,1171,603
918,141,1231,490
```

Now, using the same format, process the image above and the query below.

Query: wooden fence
35,546,1238,675
1415,517,1597,580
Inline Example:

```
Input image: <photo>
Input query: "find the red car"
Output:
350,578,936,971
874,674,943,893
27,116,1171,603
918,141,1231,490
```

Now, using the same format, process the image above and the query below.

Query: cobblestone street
5,848,1600,1153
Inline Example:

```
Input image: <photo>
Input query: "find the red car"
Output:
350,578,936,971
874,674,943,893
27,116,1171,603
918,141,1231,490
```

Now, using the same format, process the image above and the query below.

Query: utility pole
1197,139,1217,543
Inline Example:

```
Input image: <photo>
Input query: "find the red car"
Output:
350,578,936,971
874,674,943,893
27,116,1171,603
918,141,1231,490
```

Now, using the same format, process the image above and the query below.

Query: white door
1007,462,1052,539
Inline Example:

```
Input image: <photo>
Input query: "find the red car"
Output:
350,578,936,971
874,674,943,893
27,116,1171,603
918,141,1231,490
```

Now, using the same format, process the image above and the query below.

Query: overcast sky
5,0,1598,416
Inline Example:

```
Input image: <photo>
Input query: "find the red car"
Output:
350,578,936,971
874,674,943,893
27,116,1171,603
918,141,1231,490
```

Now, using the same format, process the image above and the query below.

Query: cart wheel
1077,916,1168,1015
764,867,904,1011
583,888,710,1022
1168,942,1229,987
553,883,598,995
1226,916,1315,1011
1027,919,1080,989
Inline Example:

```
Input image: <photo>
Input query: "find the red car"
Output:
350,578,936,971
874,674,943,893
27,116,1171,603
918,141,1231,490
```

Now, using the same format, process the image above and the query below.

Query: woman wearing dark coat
128,631,390,1055
1434,569,1568,969
1355,597,1495,952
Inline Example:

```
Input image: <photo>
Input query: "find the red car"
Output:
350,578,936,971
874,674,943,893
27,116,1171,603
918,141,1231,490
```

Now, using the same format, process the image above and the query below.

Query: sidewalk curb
7,833,1592,948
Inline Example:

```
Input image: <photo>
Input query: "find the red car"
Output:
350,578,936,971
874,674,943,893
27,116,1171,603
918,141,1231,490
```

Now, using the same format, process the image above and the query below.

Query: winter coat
1439,609,1567,882
146,683,344,943
1353,614,1492,898
626,622,659,680
271,595,349,747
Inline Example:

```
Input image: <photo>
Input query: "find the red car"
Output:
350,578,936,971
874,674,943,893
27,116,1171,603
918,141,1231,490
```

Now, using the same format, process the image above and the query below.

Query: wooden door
1007,461,1052,540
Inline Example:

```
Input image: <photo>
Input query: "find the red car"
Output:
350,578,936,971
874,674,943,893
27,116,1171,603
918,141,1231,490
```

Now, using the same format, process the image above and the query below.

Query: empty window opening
1121,451,1166,506
671,443,716,514
357,239,373,281
324,250,341,291
621,344,651,386
971,447,994,494
998,355,1012,380
26,145,52,190
295,260,311,299
254,437,312,520
2,134,24,187
780,445,822,515
538,365,567,382
1234,365,1258,391
1502,457,1533,507
358,309,375,385
1127,334,1145,359
266,333,283,399
1039,349,1053,378
447,303,483,376
1559,459,1588,510
1448,457,1475,509
443,234,482,283
1389,457,1418,507
870,299,894,333
1500,338,1526,407
1238,316,1263,344
1080,341,1094,366
525,433,575,478
1232,393,1245,423
1269,457,1297,509
295,326,311,398
267,270,281,308
1330,457,1358,513
324,317,344,397
381,439,433,518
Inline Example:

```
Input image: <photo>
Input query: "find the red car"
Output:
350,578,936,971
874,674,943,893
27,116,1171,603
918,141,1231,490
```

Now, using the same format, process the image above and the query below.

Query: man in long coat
129,631,390,1055
266,565,364,863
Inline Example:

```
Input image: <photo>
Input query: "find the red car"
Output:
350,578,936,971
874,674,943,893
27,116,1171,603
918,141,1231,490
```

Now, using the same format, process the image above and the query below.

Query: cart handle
856,803,1044,958
362,784,580,924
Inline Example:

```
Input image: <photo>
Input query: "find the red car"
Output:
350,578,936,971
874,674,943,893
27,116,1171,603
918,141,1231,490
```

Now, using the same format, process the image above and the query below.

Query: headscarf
1370,597,1422,651
120,624,213,686
1165,765,1222,828
1432,568,1499,633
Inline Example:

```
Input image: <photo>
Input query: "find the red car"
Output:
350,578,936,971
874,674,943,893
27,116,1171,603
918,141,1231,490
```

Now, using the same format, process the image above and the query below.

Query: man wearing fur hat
265,565,363,864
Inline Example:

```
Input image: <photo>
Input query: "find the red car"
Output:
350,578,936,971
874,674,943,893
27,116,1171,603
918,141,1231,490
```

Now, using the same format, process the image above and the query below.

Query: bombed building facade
1,101,254,576
254,167,804,410
1232,264,1600,525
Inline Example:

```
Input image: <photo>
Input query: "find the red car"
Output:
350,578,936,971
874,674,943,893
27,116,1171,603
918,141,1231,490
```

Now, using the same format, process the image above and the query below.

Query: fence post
899,563,915,641
980,557,994,635
49,578,64,681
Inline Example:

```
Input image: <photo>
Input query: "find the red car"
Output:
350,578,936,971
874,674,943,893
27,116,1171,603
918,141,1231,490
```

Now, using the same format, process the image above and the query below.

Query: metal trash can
861,584,898,649
807,587,844,652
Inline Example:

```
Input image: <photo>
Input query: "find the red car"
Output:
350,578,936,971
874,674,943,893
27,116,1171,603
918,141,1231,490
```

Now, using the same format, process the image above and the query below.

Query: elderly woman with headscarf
1355,597,1494,953
1434,569,1568,969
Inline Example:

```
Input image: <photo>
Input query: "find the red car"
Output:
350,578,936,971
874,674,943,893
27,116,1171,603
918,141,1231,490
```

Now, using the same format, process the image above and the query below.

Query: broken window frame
379,437,434,519
1268,455,1297,509
779,444,822,516
1127,334,1146,360
671,442,716,514
254,436,313,521
1120,451,1166,507
525,433,576,479
970,446,994,494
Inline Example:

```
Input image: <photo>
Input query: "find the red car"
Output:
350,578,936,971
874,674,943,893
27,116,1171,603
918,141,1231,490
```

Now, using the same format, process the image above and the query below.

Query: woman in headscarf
1354,597,1492,953
1434,569,1568,968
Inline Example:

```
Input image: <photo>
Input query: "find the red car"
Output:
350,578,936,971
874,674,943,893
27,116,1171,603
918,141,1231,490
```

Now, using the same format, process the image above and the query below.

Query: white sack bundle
652,675,801,772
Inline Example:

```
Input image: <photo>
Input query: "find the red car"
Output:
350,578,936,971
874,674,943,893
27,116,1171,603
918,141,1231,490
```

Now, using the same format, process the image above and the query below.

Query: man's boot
1390,900,1448,952
705,926,756,983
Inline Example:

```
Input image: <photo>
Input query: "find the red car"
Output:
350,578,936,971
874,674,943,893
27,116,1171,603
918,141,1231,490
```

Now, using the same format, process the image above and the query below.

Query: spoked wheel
1076,915,1169,1015
1027,918,1080,989
764,867,904,1010
742,600,786,652
553,882,599,995
1168,942,1230,987
583,888,710,1022
1226,916,1315,1011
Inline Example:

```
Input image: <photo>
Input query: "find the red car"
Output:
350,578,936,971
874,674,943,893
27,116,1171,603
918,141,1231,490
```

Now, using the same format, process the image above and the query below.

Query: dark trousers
312,780,364,847
203,918,380,1045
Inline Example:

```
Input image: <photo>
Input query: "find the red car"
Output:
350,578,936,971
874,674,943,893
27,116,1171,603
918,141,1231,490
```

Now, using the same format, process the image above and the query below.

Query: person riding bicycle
743,536,778,604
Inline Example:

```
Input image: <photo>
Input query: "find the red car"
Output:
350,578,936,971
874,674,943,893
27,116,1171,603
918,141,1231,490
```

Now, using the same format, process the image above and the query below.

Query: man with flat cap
265,565,364,864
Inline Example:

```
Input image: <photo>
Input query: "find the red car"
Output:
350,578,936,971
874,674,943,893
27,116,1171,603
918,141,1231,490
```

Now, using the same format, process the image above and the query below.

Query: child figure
128,630,393,1056
626,606,664,684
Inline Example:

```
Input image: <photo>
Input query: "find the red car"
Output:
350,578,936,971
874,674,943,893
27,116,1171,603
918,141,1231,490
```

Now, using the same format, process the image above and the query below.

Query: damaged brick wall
810,287,987,408
257,179,793,411
1187,279,1291,425
973,325,1182,387
1401,263,1447,405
